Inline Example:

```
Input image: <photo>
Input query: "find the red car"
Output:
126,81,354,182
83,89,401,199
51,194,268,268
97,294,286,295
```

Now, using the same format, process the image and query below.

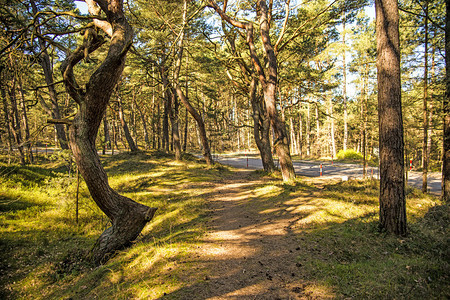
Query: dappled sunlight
209,282,274,299
1,153,447,299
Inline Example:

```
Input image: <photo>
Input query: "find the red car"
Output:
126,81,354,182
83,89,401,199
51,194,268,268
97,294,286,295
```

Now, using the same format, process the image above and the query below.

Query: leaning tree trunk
173,0,213,165
376,0,407,235
58,0,156,264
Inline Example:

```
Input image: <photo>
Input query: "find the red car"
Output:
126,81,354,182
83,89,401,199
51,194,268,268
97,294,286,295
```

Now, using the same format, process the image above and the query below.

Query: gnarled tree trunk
59,0,156,264
209,0,294,181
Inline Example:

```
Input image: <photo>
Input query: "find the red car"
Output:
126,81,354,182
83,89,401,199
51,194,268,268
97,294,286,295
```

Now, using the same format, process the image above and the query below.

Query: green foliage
336,149,363,160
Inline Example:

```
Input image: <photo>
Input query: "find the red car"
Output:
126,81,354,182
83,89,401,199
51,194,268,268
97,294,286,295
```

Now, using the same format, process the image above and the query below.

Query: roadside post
320,164,323,176
246,152,248,168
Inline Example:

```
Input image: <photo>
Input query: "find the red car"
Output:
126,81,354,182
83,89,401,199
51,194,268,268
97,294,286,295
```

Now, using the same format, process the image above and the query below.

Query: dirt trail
172,170,323,299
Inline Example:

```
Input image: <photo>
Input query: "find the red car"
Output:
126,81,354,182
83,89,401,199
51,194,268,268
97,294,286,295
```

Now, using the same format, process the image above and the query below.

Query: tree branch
274,0,290,54
277,0,338,53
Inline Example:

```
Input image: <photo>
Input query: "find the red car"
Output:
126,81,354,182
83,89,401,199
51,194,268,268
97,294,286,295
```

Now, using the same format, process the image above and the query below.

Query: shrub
336,149,363,160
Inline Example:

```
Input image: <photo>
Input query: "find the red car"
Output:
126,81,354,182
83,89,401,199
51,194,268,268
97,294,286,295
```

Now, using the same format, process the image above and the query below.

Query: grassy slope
0,152,448,299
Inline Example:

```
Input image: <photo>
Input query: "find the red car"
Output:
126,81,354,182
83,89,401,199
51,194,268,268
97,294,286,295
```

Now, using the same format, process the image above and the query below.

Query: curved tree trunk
208,0,294,181
174,0,213,165
59,0,156,264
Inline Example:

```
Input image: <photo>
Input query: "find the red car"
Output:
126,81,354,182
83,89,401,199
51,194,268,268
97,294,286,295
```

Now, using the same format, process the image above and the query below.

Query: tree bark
307,102,311,156
30,0,69,150
60,0,156,264
422,0,429,193
1,87,13,160
117,91,138,152
257,0,295,181
162,79,170,152
7,76,26,165
250,77,275,172
174,0,213,165
103,111,111,154
18,79,33,163
443,0,450,202
132,92,151,150
159,65,182,160
342,16,348,151
315,101,320,157
376,0,407,235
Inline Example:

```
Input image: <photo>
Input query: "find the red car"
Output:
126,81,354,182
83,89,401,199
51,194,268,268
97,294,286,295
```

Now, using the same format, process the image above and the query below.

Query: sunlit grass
0,151,226,299
251,177,448,299
0,153,448,299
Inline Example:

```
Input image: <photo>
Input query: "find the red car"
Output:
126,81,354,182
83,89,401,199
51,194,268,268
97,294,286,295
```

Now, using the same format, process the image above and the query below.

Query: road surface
214,154,441,196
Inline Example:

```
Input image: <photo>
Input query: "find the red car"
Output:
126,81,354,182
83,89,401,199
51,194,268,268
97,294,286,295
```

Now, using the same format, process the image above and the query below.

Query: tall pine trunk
422,0,429,193
443,0,450,202
342,17,348,151
117,92,138,152
376,0,407,235
250,77,275,172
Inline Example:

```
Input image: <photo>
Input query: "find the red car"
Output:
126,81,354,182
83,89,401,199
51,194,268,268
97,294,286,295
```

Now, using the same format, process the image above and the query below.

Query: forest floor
0,152,448,299
165,167,448,299
169,170,313,299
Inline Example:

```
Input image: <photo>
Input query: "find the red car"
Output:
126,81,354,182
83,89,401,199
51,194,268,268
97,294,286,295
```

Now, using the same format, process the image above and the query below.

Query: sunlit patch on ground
0,153,448,299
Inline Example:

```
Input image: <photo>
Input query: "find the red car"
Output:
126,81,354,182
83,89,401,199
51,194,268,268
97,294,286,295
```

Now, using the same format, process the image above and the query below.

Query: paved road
215,154,441,196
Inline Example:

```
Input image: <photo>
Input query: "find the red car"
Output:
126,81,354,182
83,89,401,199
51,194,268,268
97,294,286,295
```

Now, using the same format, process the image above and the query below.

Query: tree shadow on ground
161,175,449,299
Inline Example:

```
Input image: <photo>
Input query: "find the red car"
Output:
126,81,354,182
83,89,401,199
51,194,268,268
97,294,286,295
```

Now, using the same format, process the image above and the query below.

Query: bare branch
47,118,73,125
274,0,290,54
277,0,339,53
85,0,113,36
60,34,106,104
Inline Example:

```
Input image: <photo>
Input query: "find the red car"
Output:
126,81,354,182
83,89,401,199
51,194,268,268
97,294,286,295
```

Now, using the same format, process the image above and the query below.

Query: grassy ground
0,151,230,299
0,151,448,299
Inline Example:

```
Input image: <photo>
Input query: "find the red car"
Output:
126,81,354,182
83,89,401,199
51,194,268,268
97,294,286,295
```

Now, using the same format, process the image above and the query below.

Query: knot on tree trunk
89,202,157,265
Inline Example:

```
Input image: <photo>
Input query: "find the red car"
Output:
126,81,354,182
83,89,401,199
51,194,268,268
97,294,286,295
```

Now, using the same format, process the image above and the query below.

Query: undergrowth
0,151,229,299
0,152,448,299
